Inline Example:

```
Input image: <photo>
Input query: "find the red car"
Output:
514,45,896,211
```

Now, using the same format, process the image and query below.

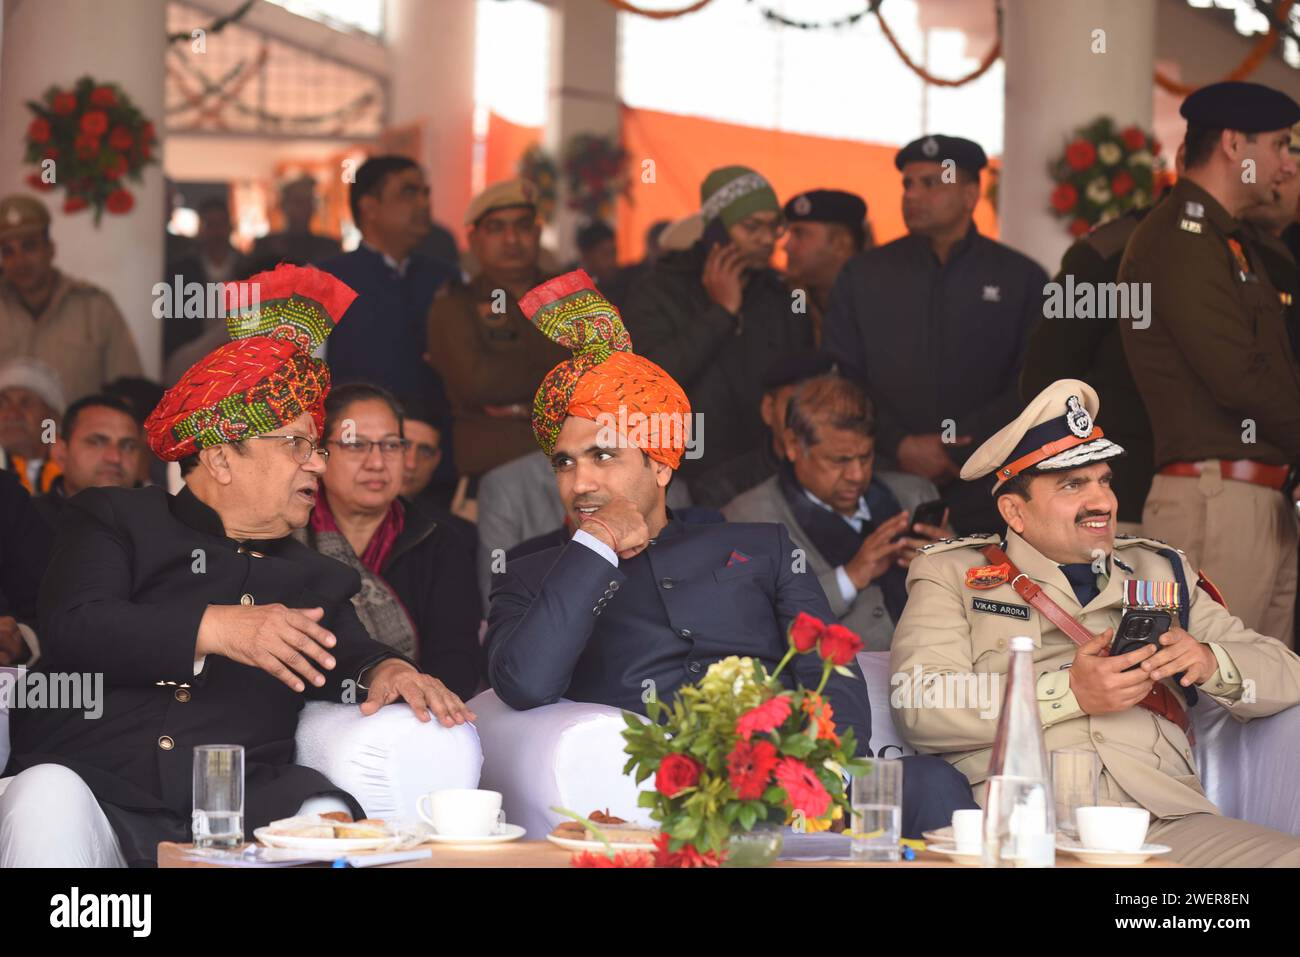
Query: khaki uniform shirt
1117,178,1300,467
0,271,143,403
890,529,1300,819
426,273,567,478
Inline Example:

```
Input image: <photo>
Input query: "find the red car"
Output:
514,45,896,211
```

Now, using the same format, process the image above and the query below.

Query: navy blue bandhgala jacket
485,518,871,750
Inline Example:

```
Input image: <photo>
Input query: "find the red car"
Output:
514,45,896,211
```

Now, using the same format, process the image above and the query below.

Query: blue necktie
1059,563,1100,607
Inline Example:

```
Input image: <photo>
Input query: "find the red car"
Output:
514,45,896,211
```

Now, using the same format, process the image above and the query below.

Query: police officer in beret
892,378,1300,866
782,189,869,344
823,135,1047,537
1119,81,1300,646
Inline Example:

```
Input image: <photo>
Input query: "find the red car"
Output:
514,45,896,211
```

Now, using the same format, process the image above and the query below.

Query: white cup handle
417,794,436,830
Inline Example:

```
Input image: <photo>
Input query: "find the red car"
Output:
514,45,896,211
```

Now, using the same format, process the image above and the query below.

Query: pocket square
726,549,751,568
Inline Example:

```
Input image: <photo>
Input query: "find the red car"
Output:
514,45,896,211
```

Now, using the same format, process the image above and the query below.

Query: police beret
1179,81,1300,133
761,349,839,392
961,378,1125,493
0,193,51,243
464,178,538,226
894,135,987,173
783,189,867,227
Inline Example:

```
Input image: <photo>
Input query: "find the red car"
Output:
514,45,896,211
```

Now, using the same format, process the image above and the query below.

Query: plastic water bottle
983,635,1055,867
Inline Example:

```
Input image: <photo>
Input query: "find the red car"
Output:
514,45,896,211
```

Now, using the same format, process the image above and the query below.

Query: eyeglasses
247,434,329,464
328,437,410,458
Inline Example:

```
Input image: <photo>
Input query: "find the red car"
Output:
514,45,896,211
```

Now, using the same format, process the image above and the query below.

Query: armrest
1192,698,1300,835
295,701,482,825
469,690,654,838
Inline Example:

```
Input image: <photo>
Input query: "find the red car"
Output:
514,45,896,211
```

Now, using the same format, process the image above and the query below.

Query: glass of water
983,774,1055,868
1051,749,1100,840
193,744,244,849
850,757,903,862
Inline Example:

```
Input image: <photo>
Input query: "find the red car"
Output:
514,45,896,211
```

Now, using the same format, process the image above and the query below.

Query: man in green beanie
623,166,812,479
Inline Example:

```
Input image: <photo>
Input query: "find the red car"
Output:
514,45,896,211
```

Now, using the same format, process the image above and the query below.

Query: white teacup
951,809,983,852
418,788,505,837
1075,806,1150,852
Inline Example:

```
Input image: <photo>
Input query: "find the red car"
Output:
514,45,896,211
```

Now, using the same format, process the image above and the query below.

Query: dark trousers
899,755,978,839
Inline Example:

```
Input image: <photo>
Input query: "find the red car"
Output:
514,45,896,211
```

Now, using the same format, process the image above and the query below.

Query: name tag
971,598,1030,620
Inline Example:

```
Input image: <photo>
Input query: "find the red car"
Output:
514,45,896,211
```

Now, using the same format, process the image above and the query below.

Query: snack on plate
263,813,392,841
333,819,391,840
550,811,658,845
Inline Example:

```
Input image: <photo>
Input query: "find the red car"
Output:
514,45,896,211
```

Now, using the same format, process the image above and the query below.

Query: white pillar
0,0,166,377
1001,0,1157,272
386,0,477,241
545,0,619,263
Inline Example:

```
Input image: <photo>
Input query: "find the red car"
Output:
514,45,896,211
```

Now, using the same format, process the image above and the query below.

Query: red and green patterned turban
145,264,356,461
520,269,692,470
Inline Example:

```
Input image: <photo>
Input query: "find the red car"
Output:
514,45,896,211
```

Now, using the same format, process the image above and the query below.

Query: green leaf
637,791,658,808
738,806,757,831
781,734,816,759
833,665,855,677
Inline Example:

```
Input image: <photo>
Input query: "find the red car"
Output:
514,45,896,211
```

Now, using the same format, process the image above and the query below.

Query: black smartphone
702,215,731,253
910,499,947,530
1110,609,1172,666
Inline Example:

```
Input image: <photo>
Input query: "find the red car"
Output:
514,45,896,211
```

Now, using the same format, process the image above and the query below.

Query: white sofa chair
0,701,482,826
472,651,1300,838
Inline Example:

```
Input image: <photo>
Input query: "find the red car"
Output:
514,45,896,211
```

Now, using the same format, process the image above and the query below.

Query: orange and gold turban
520,270,691,470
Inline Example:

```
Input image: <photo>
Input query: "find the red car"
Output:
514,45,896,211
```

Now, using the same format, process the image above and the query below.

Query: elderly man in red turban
1,265,469,867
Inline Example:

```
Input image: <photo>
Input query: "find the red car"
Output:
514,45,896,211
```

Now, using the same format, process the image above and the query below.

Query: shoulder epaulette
917,533,1000,556
1113,534,1186,557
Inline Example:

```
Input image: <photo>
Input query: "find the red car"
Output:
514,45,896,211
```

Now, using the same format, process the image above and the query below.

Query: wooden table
158,840,1179,868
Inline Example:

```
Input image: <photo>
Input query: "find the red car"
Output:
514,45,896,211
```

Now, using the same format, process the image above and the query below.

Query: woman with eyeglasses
295,382,483,704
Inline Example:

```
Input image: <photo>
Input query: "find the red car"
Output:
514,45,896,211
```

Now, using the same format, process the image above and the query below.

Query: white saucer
922,826,954,845
926,842,982,866
254,827,395,852
1056,839,1171,866
545,832,658,853
423,823,526,845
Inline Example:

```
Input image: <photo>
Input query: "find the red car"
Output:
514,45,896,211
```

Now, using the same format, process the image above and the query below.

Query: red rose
735,696,792,741
25,173,54,193
1120,126,1146,151
89,86,118,108
103,153,128,181
655,753,701,798
1111,170,1135,198
63,194,89,214
1050,183,1078,214
1069,217,1091,238
774,757,831,819
27,118,51,144
51,92,77,116
818,623,863,666
43,148,59,161
1065,139,1097,172
106,189,134,214
788,611,826,652
74,132,100,160
108,126,134,151
727,738,779,799
80,110,109,137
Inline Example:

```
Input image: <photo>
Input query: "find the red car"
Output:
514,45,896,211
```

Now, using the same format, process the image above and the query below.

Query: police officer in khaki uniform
1119,82,1300,646
892,379,1300,866
0,194,142,404
426,179,567,480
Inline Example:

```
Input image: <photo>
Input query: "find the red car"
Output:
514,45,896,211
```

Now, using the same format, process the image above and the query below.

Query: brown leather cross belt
1159,459,1289,491
979,544,1192,740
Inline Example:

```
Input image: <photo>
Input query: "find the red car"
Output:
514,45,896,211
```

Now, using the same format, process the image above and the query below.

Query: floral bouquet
616,613,870,867
562,133,628,222
23,76,158,224
518,144,558,224
1048,116,1163,238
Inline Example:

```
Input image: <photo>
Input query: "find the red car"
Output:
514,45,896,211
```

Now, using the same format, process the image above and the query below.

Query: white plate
546,831,658,853
254,827,396,852
926,842,983,866
1056,840,1171,866
922,826,954,845
424,823,527,845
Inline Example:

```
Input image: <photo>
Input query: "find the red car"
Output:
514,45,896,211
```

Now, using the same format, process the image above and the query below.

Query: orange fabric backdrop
483,107,999,264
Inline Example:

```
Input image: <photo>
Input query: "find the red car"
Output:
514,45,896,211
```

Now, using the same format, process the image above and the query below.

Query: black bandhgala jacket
5,484,406,866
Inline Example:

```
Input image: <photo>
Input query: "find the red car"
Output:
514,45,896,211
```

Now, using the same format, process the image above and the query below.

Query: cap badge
922,137,940,158
982,285,1001,302
1065,395,1093,438
966,562,1011,590
792,194,812,216
1184,201,1204,219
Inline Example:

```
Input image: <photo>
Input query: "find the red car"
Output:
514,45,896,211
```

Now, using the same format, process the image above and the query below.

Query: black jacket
6,485,406,866
485,519,871,751
374,499,483,700
621,244,813,477
0,469,50,629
